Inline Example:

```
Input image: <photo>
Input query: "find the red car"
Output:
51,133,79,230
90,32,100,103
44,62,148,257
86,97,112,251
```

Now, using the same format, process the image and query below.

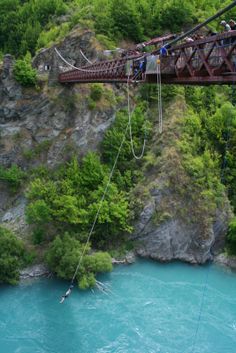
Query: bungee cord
156,56,163,134
127,75,146,160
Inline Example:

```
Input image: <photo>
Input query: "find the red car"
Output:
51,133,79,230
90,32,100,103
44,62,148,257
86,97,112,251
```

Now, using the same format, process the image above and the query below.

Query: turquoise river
0,260,236,353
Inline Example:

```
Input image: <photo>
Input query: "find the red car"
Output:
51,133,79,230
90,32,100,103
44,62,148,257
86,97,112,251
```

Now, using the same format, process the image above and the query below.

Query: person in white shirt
220,20,231,32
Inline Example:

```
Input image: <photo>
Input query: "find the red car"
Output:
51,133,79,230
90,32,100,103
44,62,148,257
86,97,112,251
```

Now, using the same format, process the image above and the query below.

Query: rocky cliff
0,27,123,235
130,98,232,264
0,27,232,264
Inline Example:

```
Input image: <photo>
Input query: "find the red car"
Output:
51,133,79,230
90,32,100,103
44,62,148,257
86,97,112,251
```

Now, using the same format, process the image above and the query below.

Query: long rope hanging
127,74,146,160
156,56,163,134
59,121,130,302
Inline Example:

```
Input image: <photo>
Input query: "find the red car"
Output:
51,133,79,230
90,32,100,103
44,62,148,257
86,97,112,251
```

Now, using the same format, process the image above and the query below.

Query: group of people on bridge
220,19,236,32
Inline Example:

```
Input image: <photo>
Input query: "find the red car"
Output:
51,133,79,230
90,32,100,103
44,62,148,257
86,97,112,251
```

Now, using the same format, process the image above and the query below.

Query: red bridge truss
59,31,236,86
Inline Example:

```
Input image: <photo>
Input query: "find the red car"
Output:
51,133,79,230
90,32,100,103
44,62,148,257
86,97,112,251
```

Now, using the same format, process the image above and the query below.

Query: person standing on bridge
220,20,231,32
229,19,236,30
229,20,236,44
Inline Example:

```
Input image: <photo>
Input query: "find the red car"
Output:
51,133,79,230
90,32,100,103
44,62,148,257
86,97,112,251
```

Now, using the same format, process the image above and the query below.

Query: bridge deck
59,31,236,86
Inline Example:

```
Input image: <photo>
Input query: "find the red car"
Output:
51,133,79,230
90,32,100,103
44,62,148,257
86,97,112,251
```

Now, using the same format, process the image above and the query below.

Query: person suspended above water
60,284,74,304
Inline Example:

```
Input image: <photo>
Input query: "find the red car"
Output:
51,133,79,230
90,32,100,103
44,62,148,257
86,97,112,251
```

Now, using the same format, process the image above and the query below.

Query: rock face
131,199,231,264
0,27,119,168
214,253,236,270
20,264,50,279
130,99,233,264
32,27,99,78
0,27,123,236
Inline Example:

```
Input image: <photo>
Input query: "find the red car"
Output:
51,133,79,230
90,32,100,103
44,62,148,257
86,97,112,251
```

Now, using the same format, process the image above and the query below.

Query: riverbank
20,250,236,283
214,253,236,270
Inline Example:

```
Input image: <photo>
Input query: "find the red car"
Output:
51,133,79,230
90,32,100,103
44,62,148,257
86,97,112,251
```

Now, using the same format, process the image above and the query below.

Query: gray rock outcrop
214,253,236,270
20,264,50,279
132,201,230,264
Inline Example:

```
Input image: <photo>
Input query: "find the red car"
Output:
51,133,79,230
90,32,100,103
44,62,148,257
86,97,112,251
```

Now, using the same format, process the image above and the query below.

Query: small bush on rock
13,53,37,86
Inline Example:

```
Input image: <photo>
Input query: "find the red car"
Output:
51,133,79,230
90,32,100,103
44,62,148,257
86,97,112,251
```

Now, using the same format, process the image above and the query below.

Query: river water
0,260,236,353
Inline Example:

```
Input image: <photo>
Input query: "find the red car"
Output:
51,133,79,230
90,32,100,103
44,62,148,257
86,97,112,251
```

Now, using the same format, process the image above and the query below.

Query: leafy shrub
13,53,37,86
37,22,70,49
45,233,112,289
88,98,96,110
96,34,116,50
32,227,45,245
90,84,103,101
0,164,26,192
0,226,27,285
26,199,52,225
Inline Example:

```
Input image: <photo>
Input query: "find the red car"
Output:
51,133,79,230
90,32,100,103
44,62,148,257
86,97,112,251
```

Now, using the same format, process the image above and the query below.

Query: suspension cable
59,120,130,302
127,74,146,160
79,49,96,65
55,47,128,73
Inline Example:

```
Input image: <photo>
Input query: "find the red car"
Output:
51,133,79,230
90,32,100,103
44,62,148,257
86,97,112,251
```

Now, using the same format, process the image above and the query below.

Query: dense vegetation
46,233,112,289
1,0,236,58
24,107,150,285
184,87,236,210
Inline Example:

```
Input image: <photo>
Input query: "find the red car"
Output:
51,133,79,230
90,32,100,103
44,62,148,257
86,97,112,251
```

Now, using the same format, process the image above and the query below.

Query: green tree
13,52,37,86
26,152,132,244
110,0,143,42
0,164,26,192
45,233,112,289
0,226,27,285
160,0,195,33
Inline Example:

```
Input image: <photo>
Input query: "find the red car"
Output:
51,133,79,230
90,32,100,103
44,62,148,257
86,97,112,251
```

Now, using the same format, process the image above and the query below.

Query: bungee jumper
60,283,74,304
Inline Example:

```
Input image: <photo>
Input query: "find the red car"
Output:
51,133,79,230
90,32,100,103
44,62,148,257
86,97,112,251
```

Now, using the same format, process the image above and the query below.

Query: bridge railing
162,31,236,79
58,54,143,83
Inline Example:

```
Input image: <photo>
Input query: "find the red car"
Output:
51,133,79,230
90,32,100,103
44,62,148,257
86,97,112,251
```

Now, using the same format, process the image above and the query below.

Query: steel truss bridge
58,31,236,86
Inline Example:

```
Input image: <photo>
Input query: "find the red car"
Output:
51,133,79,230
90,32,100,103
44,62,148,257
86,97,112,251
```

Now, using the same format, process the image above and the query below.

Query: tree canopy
1,0,236,57
0,226,28,285
46,233,112,289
